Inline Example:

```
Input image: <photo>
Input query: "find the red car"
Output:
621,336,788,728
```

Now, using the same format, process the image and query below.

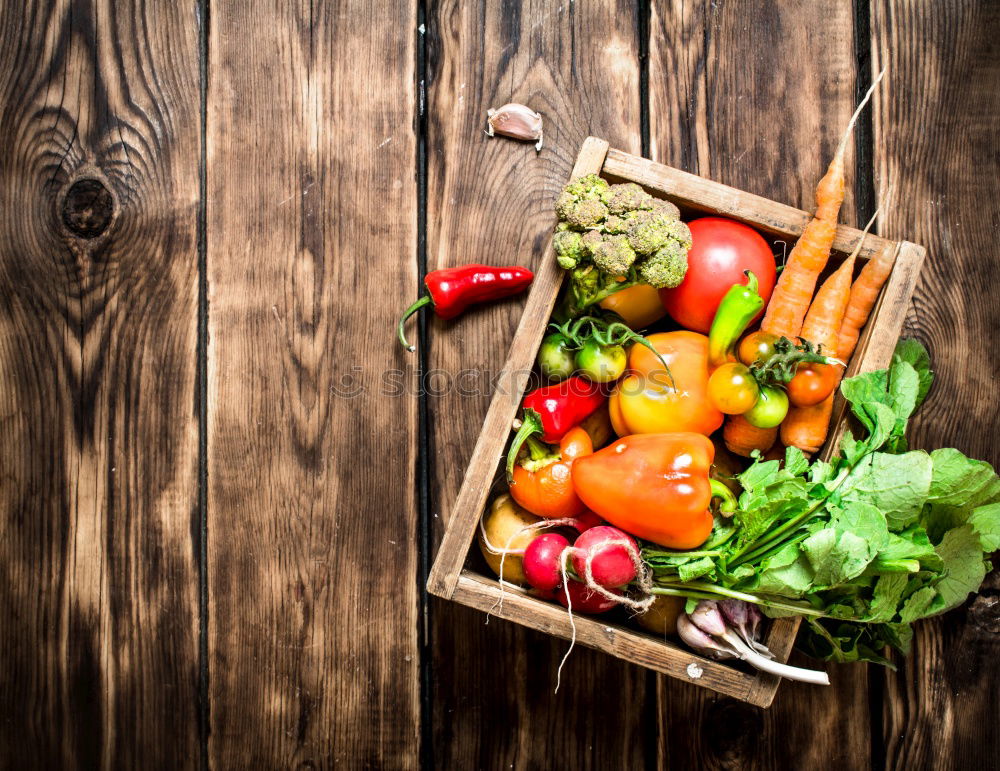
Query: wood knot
61,178,114,238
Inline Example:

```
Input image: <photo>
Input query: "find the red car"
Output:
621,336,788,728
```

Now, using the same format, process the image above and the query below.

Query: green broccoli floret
564,198,609,229
668,218,693,248
562,173,610,201
552,230,586,269
590,234,636,276
604,182,654,215
637,240,688,289
650,198,681,220
626,210,680,255
581,229,604,255
555,174,613,227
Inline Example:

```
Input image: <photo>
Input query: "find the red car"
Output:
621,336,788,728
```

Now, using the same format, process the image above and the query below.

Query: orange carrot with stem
781,209,880,454
837,242,898,360
800,208,880,354
760,67,886,339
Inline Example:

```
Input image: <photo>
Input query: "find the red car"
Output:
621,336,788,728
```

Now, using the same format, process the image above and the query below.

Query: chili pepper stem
506,409,544,481
709,478,738,516
397,295,433,352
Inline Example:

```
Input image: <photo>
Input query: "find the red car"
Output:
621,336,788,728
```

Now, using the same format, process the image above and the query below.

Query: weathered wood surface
646,1,875,768
872,3,1000,769
0,0,997,767
205,0,421,767
0,0,201,766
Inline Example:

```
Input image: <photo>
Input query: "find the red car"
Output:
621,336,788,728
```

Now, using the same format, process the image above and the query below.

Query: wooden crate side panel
602,150,895,260
449,573,762,701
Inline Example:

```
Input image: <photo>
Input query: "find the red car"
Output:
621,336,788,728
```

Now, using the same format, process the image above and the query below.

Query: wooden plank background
0,0,996,767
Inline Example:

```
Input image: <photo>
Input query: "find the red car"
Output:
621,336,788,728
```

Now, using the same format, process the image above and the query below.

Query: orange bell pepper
509,426,592,519
572,432,736,549
610,330,723,437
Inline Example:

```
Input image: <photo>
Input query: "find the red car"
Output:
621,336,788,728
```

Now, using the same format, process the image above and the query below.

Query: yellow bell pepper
599,284,668,329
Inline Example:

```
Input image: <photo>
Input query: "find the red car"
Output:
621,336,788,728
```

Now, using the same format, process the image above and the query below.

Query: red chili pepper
505,375,607,480
397,264,534,351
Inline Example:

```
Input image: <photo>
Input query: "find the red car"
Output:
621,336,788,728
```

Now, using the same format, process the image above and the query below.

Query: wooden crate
427,137,926,707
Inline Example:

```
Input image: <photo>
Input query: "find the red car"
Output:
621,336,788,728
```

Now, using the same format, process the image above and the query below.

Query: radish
571,525,638,589
569,509,604,533
556,579,620,614
523,533,571,592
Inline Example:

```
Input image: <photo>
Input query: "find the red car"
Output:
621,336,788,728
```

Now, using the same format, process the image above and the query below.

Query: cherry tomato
787,363,840,407
575,340,627,383
708,362,760,414
744,385,789,429
738,331,780,366
659,218,777,334
538,332,576,380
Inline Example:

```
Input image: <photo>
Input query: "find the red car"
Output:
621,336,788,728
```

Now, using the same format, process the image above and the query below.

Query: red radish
523,533,571,592
571,526,638,589
556,580,620,614
570,510,604,533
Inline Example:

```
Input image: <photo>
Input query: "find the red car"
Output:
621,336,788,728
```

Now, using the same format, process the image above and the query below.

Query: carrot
837,241,897,360
724,415,777,458
760,68,886,339
782,210,881,454
781,395,834,455
800,208,880,355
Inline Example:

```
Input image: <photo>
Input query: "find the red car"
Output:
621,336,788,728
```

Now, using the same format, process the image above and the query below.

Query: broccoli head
637,239,688,289
552,230,586,269
590,234,637,276
604,182,655,215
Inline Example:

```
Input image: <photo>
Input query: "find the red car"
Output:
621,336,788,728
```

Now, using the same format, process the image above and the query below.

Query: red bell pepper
505,375,606,480
397,264,534,351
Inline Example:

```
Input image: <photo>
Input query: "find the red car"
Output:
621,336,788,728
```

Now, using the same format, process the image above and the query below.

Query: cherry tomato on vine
708,362,760,414
743,385,789,429
738,331,780,366
538,332,577,380
576,340,627,383
787,363,840,407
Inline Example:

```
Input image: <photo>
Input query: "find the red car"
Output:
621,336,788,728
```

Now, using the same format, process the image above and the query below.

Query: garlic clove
486,103,543,151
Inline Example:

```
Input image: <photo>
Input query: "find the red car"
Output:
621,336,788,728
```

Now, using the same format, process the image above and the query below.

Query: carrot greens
642,339,1000,666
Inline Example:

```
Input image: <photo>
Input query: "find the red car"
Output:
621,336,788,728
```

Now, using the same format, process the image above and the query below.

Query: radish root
556,549,577,694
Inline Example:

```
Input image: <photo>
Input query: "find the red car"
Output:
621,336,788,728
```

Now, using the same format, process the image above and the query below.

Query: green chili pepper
708,271,765,367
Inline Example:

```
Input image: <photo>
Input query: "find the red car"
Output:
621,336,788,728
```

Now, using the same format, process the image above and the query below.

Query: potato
477,493,543,585
635,595,685,637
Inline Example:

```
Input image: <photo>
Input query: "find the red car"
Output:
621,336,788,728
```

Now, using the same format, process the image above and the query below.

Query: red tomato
660,217,777,334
